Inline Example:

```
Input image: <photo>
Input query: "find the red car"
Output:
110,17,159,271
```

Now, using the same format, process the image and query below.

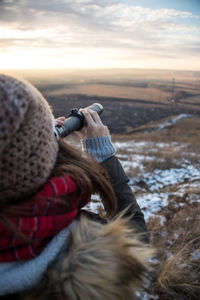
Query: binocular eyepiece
55,103,103,138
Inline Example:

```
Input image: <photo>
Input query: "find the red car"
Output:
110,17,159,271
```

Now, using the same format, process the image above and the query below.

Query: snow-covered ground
87,138,200,222
114,140,200,220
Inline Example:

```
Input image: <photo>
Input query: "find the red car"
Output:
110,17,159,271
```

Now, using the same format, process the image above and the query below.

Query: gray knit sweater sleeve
81,135,116,162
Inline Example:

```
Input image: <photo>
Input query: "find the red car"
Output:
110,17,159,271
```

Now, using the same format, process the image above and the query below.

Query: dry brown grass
113,116,200,147
154,238,200,300
126,166,142,178
47,83,171,103
114,116,200,173
140,148,181,172
147,196,200,300
144,117,200,146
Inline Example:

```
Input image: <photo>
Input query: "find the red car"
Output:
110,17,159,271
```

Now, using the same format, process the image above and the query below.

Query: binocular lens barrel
55,103,103,138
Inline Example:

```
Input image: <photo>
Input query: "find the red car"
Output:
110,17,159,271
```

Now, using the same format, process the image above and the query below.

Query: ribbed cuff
81,135,116,163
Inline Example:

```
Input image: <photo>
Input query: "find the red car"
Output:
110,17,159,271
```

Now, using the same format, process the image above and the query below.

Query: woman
0,74,151,300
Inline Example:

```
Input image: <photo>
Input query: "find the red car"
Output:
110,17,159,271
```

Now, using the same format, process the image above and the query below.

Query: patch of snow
178,263,188,270
166,252,173,259
118,154,157,171
136,291,158,300
85,194,102,214
159,215,166,226
114,140,148,150
119,154,155,170
136,192,169,220
192,250,200,261
174,233,179,239
157,114,192,131
149,258,160,265
129,164,200,192
161,231,168,237
155,142,168,148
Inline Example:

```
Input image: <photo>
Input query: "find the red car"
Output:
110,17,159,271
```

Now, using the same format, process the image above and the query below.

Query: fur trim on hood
23,215,153,300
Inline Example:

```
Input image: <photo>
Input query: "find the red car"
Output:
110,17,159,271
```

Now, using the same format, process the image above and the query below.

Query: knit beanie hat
0,74,58,205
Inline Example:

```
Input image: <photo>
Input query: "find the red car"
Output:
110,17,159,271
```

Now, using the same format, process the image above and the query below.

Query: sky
0,0,200,70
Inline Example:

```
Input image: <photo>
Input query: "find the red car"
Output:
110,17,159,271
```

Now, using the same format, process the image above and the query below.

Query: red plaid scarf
0,175,89,262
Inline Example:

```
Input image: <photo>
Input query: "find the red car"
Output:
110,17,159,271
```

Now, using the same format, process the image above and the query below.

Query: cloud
0,0,200,69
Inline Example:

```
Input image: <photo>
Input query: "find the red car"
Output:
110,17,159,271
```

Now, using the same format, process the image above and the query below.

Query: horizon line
1,67,200,73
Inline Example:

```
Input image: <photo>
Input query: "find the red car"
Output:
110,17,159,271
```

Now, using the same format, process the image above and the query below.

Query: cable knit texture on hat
0,74,58,205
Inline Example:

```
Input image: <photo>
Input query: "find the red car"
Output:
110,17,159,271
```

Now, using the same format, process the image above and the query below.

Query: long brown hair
52,138,117,219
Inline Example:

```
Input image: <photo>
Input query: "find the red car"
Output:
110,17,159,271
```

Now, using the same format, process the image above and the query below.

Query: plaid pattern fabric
0,176,89,262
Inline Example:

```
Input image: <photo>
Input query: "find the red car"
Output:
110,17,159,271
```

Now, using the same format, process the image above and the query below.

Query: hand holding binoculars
55,103,103,138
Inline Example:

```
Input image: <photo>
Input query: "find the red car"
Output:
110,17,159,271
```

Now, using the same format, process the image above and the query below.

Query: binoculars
55,103,103,138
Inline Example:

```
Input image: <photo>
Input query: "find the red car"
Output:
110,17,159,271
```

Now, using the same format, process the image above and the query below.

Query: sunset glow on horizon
0,0,200,71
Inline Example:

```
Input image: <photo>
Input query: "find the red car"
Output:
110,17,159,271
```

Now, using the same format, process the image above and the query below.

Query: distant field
45,83,170,102
2,68,200,134
2,68,200,104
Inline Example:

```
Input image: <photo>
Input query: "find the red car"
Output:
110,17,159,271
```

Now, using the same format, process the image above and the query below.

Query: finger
88,109,103,125
81,109,95,127
55,117,65,127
